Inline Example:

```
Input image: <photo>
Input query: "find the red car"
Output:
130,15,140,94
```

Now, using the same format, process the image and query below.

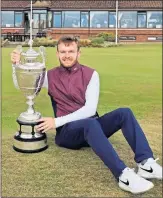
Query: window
53,12,61,27
15,12,23,27
62,11,80,28
40,14,46,29
138,12,147,28
119,11,137,28
48,12,52,28
81,12,89,28
1,11,14,27
90,11,108,28
33,14,39,28
109,12,116,28
147,11,162,28
24,11,30,33
33,10,47,14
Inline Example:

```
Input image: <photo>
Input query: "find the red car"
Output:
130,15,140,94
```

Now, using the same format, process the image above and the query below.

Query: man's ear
56,51,59,58
77,50,81,58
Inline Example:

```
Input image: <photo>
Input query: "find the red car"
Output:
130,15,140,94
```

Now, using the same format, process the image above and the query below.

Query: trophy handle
12,45,23,89
12,65,20,89
34,72,45,96
39,46,46,65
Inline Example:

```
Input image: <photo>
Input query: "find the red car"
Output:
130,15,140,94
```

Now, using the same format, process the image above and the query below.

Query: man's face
56,41,80,67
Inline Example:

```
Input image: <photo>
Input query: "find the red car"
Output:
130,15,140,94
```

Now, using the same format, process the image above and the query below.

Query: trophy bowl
13,46,48,153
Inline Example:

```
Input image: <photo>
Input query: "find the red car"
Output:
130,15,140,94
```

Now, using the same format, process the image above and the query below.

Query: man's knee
117,107,133,122
83,118,99,137
118,107,132,115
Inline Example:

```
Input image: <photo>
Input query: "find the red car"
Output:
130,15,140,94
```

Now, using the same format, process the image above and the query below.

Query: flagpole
115,0,118,45
29,0,33,49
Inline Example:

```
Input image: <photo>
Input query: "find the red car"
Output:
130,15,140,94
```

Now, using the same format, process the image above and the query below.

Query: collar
59,61,81,73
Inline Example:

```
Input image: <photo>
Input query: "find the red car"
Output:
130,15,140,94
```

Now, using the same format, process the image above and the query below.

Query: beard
59,55,78,68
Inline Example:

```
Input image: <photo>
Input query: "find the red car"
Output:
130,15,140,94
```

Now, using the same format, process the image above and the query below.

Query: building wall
47,28,162,42
2,28,24,34
2,27,162,42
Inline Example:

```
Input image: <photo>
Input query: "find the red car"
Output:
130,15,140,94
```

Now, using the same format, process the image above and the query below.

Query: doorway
33,13,46,34
24,12,47,35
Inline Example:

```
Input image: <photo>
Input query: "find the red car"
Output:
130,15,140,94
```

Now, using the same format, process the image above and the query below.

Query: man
11,35,162,194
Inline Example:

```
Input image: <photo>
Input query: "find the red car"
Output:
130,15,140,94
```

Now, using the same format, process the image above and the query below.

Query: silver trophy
13,0,48,153
13,45,48,153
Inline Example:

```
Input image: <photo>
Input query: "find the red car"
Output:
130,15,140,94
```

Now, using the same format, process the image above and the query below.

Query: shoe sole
119,182,154,194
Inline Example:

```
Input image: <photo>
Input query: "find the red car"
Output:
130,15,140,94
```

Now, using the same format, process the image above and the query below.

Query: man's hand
36,117,56,133
11,49,21,64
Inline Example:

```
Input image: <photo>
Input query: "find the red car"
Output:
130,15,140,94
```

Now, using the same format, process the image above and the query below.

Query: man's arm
55,71,100,128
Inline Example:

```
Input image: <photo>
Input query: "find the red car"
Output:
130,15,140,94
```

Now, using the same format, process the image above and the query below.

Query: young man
11,36,162,194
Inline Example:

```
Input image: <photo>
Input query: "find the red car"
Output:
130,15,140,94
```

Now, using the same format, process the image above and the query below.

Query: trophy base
18,111,41,123
13,119,48,153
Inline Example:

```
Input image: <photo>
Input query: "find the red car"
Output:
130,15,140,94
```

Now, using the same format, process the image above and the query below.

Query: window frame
47,11,52,28
118,11,137,29
14,11,24,28
80,11,89,28
53,11,62,28
62,11,81,28
147,11,162,29
137,11,147,28
90,11,109,28
109,11,116,28
2,11,15,28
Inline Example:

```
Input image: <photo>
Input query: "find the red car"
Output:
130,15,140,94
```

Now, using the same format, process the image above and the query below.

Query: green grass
2,44,162,197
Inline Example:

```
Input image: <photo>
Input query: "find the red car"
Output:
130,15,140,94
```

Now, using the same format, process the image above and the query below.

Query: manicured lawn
2,44,162,197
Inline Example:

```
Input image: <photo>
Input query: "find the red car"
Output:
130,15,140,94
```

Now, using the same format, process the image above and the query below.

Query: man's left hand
35,117,56,133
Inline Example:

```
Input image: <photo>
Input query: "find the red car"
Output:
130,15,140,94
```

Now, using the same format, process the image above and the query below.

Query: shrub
22,37,57,47
79,39,91,47
90,37,105,44
97,32,115,42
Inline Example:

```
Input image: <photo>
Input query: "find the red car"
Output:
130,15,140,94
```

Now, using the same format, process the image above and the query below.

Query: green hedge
22,35,120,48
22,37,57,47
97,32,116,42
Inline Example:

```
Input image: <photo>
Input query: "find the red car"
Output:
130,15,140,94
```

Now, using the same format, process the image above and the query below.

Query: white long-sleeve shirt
12,66,100,128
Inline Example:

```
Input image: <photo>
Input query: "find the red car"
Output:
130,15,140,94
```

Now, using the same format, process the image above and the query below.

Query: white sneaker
137,158,162,180
119,167,154,194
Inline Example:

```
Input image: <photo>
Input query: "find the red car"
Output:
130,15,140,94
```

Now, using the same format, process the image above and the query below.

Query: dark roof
51,1,115,10
1,0,30,10
1,0,162,10
118,0,162,9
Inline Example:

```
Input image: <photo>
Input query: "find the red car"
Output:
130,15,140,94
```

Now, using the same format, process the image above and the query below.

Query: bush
22,37,57,47
90,37,105,44
22,36,121,48
79,39,91,47
97,32,115,42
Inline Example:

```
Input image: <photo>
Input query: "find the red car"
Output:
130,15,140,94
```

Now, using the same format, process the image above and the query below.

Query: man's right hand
11,50,21,64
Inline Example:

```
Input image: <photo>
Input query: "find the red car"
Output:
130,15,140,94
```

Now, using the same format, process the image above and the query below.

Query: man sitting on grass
11,35,162,194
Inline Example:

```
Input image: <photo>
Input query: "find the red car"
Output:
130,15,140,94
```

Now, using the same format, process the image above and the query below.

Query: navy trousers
55,108,153,179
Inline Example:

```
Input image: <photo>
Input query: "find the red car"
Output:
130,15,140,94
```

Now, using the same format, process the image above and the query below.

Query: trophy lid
22,48,39,59
16,45,46,70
